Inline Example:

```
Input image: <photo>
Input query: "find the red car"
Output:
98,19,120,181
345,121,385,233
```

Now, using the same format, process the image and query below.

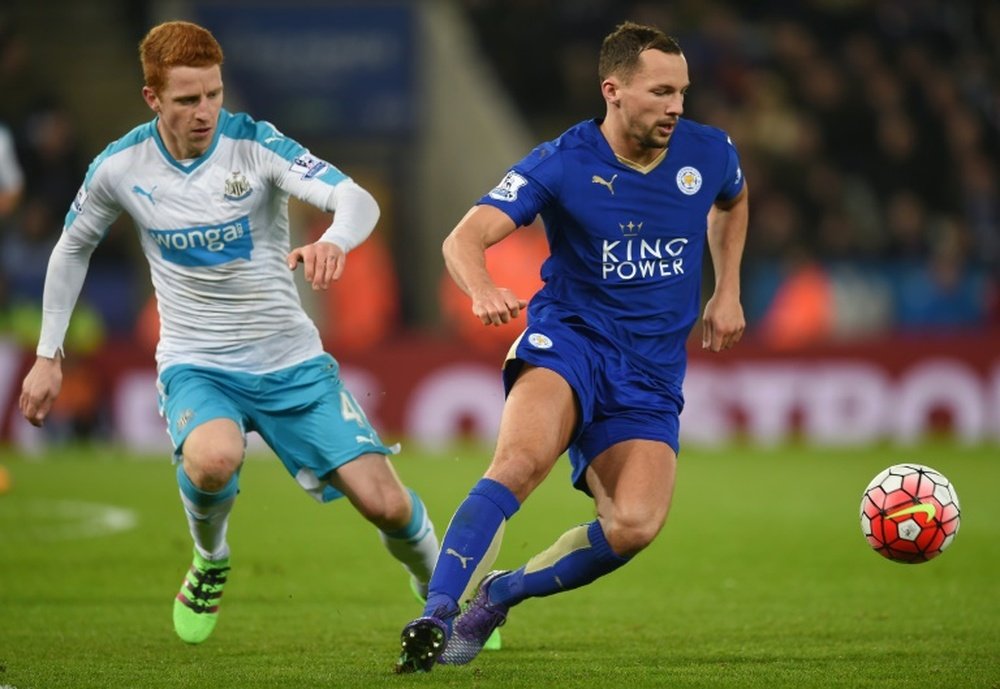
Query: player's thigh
486,364,579,501
327,452,410,527
158,365,247,487
586,439,677,553
254,368,395,503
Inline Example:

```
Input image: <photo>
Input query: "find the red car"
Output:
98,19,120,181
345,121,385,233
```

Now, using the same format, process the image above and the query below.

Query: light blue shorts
157,353,392,502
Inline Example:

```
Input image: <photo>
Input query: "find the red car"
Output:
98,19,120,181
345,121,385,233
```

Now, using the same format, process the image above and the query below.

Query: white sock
380,493,439,597
179,490,235,562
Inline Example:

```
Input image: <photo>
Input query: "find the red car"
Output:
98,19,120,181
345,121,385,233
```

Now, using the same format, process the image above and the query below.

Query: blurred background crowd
0,0,997,425
462,0,999,348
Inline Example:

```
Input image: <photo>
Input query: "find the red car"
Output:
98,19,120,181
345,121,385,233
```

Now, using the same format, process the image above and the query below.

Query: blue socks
488,520,630,607
422,481,632,622
423,478,520,619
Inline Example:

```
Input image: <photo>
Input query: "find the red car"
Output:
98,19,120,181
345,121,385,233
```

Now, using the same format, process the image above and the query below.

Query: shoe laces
464,587,507,637
186,562,230,607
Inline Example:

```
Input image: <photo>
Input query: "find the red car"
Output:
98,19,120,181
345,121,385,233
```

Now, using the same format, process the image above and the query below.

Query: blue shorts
157,353,393,502
503,317,683,495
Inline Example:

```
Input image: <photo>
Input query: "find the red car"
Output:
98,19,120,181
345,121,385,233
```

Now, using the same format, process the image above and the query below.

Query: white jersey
46,109,364,373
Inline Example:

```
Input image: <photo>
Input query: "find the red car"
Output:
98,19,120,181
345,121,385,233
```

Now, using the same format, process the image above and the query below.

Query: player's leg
179,418,245,558
397,364,576,672
249,354,441,601
490,439,676,603
160,366,247,644
331,453,501,651
173,418,246,644
443,439,676,665
584,439,677,555
327,453,439,599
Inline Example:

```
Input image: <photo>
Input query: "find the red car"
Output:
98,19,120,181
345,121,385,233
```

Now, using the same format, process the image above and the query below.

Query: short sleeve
476,142,561,227
716,134,745,202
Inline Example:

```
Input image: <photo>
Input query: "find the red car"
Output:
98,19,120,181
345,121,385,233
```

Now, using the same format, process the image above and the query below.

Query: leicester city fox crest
223,171,252,200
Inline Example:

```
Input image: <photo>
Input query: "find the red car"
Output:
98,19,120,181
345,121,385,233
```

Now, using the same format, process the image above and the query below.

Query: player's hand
19,355,64,427
470,286,528,327
701,294,745,352
287,240,346,290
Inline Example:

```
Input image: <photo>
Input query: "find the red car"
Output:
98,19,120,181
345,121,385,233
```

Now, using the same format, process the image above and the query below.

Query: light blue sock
380,489,438,590
176,465,239,561
488,520,629,607
423,478,520,620
176,464,239,506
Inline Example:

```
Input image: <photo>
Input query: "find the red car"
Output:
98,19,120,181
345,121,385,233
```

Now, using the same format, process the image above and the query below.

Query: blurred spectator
0,117,24,337
2,1,998,351
19,102,85,219
1,197,56,302
302,200,402,355
462,0,1000,340
0,119,22,218
757,252,834,350
0,16,43,128
439,221,548,354
893,219,989,330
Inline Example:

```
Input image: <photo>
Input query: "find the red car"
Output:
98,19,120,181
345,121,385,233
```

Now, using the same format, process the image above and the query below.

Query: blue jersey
479,118,744,381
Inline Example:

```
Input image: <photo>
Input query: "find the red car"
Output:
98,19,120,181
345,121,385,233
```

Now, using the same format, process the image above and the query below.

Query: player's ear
141,86,161,113
601,78,621,106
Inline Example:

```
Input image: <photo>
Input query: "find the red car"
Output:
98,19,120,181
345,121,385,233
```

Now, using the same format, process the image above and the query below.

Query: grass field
1,441,998,689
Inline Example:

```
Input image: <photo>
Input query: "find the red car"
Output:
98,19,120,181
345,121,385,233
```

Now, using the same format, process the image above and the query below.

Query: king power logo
601,235,689,281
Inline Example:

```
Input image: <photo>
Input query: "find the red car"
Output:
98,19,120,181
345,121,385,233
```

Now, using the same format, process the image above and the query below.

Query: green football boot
173,550,230,644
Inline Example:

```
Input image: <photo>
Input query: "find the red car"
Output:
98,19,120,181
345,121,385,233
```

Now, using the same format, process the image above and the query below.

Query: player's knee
487,449,552,500
603,513,664,557
183,450,242,492
357,486,411,531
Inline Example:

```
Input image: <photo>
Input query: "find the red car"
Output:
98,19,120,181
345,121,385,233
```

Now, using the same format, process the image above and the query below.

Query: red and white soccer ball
859,463,961,564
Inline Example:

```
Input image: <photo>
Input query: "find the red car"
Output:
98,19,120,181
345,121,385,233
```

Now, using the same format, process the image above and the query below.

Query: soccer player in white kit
19,20,440,645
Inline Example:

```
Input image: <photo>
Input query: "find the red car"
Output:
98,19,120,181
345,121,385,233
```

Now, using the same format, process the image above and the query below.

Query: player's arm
20,224,103,426
21,158,119,426
286,179,380,291
702,184,748,352
442,204,528,326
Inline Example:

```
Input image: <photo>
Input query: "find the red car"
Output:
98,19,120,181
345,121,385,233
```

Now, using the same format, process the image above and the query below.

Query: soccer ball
859,463,961,564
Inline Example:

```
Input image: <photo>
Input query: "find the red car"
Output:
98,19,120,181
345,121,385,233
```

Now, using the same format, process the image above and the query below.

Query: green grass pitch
1,442,998,688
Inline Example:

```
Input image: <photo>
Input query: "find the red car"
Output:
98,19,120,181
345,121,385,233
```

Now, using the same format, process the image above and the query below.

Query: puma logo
591,173,617,195
132,185,157,205
445,548,474,569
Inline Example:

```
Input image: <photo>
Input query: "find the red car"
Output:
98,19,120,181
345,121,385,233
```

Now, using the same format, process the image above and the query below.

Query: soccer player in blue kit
396,21,749,672
18,21,441,645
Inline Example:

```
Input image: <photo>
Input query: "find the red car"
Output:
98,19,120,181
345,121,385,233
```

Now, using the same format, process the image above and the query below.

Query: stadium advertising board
1,333,998,452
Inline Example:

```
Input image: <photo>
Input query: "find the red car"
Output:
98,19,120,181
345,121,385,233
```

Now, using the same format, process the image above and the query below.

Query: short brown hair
139,21,224,94
598,21,682,83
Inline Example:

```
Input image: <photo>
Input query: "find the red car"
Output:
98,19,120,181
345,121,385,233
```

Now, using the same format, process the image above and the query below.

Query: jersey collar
590,117,675,174
151,109,227,174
